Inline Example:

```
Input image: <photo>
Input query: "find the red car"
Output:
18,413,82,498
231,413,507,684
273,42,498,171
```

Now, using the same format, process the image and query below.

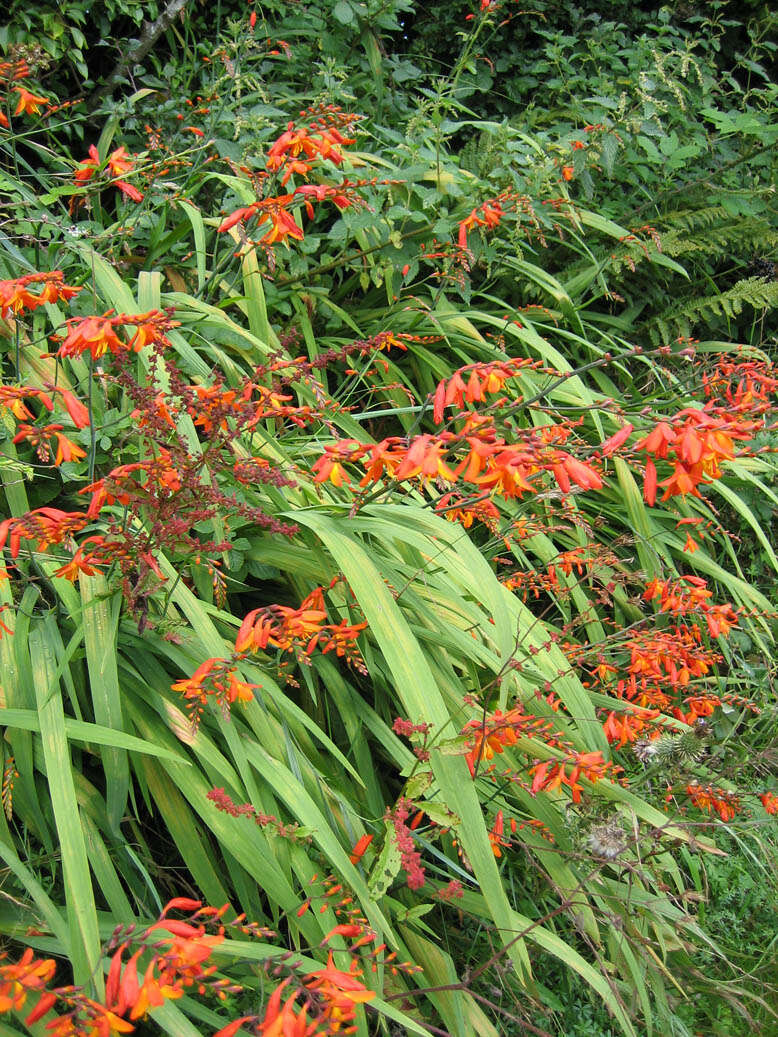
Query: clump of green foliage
0,1,776,1035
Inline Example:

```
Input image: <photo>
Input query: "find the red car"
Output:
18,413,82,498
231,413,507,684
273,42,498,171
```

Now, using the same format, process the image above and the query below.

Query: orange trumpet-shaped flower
0,947,56,1015
0,271,81,319
58,315,126,360
393,433,459,484
12,424,87,466
0,508,89,558
311,440,367,486
686,783,740,822
530,751,614,804
171,659,257,717
13,86,49,116
348,834,374,865
218,194,304,245
488,809,510,857
458,198,504,248
303,952,375,1030
72,145,144,205
106,146,135,178
74,145,101,184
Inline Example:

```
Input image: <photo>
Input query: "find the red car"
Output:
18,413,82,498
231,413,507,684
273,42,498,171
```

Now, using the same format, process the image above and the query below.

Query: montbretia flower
686,783,740,822
12,423,87,466
0,385,54,422
637,409,758,505
0,947,56,1016
13,86,49,116
171,657,257,714
218,194,304,246
311,440,368,486
72,144,144,205
458,198,504,249
0,271,81,320
0,508,89,558
530,751,615,804
58,310,176,360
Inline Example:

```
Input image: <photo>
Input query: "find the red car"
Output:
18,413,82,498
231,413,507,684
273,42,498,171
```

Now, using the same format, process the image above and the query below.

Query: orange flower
303,952,375,1029
12,423,87,466
0,948,56,1015
58,315,126,360
106,146,135,178
266,116,356,175
488,809,509,857
295,182,354,217
74,145,101,184
348,834,374,865
394,433,459,484
759,792,778,815
0,385,53,421
13,86,49,116
72,145,144,203
0,508,89,558
58,310,174,360
561,165,574,181
458,199,504,248
686,783,740,822
171,658,257,717
218,194,303,245
256,979,307,1037
530,751,614,803
603,708,659,747
0,271,80,319
311,440,367,486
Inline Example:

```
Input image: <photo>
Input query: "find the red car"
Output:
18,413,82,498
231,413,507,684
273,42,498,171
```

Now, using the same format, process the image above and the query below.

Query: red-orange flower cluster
57,310,177,360
703,357,778,416
0,948,56,1021
686,783,740,822
643,576,740,638
313,410,604,502
458,198,504,248
530,751,616,804
0,271,81,319
637,406,758,505
266,106,358,183
172,658,257,725
462,705,563,777
235,587,368,673
73,145,144,203
0,508,89,558
13,423,86,466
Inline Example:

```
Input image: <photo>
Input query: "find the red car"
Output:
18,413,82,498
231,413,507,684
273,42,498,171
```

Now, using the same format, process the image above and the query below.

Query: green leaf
333,1,357,25
29,620,102,993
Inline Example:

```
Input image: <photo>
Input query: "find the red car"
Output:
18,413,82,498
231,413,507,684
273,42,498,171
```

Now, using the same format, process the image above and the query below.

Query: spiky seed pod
674,731,707,764
635,731,706,768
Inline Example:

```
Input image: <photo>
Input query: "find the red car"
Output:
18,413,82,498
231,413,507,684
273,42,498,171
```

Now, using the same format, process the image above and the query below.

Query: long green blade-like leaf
297,511,533,979
29,620,102,993
80,574,129,831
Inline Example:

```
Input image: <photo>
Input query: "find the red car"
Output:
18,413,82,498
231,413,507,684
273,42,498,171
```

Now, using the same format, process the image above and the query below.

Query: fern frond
645,277,778,343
